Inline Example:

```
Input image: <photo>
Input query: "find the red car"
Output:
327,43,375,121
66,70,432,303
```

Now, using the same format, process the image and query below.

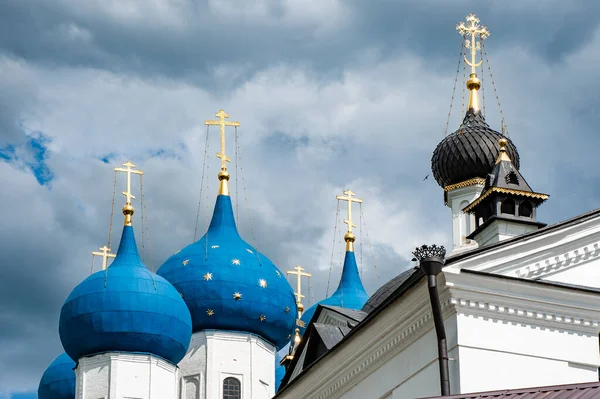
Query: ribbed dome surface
38,353,75,399
431,109,520,188
59,225,193,365
157,195,297,349
300,251,368,334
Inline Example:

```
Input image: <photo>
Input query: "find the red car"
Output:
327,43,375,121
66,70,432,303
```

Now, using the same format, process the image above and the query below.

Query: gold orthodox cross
456,14,490,74
92,245,116,270
114,161,144,204
287,265,311,318
336,189,363,234
204,110,240,171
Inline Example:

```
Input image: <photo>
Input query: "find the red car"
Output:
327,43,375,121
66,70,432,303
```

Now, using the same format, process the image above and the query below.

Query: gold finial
336,189,363,252
496,138,511,163
204,109,241,196
92,246,116,270
286,265,311,319
456,14,490,112
114,161,144,226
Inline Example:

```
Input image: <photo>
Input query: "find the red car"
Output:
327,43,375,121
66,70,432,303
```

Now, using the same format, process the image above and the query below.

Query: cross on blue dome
299,190,369,334
38,353,75,399
59,224,193,364
157,194,298,349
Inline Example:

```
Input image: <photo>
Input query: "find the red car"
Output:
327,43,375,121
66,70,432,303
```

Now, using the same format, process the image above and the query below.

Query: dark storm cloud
2,0,600,91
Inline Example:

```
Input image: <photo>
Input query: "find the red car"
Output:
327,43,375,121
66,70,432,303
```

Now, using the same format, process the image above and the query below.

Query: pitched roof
463,140,548,213
418,381,600,399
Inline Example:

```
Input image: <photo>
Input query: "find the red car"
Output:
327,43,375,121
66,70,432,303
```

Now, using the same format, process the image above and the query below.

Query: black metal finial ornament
412,244,446,262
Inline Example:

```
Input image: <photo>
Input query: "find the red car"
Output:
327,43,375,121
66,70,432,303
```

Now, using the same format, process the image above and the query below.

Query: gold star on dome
285,306,290,313
275,271,281,277
233,292,242,300
232,258,241,265
246,248,254,254
204,273,213,281
259,314,266,322
207,309,214,316
259,279,267,288
182,259,189,266
175,250,181,254
180,292,184,298
212,245,219,249
287,334,292,339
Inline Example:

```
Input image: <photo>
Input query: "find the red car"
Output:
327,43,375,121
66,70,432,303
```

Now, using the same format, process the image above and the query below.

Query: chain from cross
287,265,311,307
114,161,144,204
456,13,490,74
92,246,116,271
336,189,363,234
204,109,241,171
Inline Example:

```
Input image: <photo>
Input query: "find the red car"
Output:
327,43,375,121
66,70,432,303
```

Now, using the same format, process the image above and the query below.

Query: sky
2,0,600,397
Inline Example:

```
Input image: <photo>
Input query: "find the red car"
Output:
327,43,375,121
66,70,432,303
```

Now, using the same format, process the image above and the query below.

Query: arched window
223,377,241,399
501,198,515,215
519,200,533,218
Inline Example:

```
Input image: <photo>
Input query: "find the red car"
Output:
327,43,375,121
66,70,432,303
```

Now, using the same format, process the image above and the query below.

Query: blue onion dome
59,224,193,364
38,353,75,399
300,250,368,334
157,194,297,349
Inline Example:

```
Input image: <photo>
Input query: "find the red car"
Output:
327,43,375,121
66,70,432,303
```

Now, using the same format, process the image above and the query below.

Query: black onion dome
431,109,520,188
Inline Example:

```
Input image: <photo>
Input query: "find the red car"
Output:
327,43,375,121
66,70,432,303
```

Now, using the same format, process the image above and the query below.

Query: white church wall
456,313,599,393
277,280,460,399
178,330,276,399
340,320,459,399
543,254,600,288
76,352,178,399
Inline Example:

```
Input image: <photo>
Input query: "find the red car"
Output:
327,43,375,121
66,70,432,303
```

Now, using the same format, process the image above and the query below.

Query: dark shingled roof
313,324,352,349
320,305,367,324
418,381,600,399
362,268,421,313
431,109,520,188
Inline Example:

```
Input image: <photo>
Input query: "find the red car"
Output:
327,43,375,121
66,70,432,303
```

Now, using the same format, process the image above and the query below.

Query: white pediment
445,210,600,288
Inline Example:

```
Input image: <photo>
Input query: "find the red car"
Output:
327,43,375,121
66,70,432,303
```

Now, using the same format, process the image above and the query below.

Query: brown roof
418,381,600,399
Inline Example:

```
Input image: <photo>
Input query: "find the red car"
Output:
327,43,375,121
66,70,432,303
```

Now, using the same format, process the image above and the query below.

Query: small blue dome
300,251,368,334
157,195,297,349
38,353,75,399
59,225,192,364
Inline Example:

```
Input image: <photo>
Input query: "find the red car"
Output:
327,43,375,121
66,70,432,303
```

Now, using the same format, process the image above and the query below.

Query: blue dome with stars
300,250,368,334
157,194,297,349
38,353,75,399
59,225,193,365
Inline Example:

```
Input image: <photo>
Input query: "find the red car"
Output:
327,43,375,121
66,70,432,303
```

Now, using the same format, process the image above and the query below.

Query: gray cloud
2,0,600,396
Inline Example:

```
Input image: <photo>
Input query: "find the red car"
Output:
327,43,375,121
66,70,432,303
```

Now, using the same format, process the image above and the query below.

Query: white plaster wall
178,332,207,399
178,330,276,399
447,185,481,254
340,317,459,399
473,219,539,247
544,256,600,288
76,352,178,399
456,313,600,393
